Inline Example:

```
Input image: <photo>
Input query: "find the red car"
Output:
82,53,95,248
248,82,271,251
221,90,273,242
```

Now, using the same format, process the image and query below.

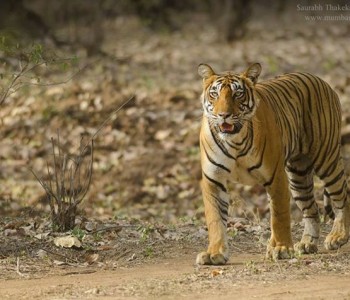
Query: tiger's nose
218,112,231,119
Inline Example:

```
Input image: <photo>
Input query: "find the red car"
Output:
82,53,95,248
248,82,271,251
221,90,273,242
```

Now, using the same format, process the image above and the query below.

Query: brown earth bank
2,252,350,300
1,222,350,299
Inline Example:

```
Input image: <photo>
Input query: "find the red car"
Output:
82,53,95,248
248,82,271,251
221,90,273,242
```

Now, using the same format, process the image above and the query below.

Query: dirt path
2,252,350,300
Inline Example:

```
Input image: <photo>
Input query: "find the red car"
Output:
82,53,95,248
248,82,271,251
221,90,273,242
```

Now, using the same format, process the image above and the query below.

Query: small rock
289,258,299,264
54,236,82,248
155,129,171,140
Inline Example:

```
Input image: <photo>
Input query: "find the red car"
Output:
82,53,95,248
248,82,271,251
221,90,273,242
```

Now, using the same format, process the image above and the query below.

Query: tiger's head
198,63,261,135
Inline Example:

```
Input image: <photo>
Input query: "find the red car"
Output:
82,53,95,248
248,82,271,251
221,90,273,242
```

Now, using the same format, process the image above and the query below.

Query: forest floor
2,220,350,299
2,6,350,300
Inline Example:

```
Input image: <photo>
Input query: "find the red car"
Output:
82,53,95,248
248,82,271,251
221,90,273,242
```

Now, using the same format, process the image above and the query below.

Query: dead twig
88,224,138,235
30,96,135,232
0,56,81,107
38,247,79,264
16,257,26,277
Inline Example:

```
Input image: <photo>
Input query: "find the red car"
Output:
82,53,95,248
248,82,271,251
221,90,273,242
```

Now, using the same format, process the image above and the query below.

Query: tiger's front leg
265,164,294,260
196,173,229,265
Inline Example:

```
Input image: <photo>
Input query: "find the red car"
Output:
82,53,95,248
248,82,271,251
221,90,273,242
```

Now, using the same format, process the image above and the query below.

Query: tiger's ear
198,64,215,79
244,63,262,84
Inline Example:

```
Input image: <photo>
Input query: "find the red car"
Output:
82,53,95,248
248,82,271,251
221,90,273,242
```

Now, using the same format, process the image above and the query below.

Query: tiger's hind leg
286,156,320,255
317,157,350,250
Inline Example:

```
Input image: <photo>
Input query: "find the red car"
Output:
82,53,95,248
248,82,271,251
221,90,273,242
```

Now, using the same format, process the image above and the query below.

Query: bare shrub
30,133,93,232
30,96,135,232
0,35,80,107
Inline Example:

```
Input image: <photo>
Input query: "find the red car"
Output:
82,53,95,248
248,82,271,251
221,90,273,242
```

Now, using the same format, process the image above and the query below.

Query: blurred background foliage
1,0,350,224
0,0,286,51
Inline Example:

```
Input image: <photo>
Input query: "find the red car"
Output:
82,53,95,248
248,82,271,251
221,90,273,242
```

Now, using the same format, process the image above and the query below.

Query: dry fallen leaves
85,253,99,264
211,269,224,278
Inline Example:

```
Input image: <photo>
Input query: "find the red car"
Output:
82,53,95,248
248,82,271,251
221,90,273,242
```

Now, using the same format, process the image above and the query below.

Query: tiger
196,62,350,265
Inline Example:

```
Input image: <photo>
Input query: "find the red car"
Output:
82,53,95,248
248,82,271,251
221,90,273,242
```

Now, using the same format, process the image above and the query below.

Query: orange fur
196,63,350,265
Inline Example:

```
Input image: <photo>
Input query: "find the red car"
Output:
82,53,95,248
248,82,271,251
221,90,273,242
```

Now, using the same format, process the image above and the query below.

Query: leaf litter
1,6,350,299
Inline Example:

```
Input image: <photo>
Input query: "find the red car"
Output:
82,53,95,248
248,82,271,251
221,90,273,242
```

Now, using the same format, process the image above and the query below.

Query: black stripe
302,201,316,211
290,182,313,193
237,126,253,158
324,170,344,188
334,201,347,210
308,74,326,137
209,125,236,160
324,205,335,219
203,172,227,193
324,181,347,197
263,162,279,187
226,141,240,150
218,205,228,217
314,138,337,177
220,216,227,224
311,80,339,169
317,153,339,180
294,194,314,202
292,73,313,112
303,215,319,220
248,137,266,172
286,164,313,177
291,73,317,154
212,195,228,225
203,144,231,173
289,178,304,185
229,128,251,147
215,197,229,210
264,81,300,123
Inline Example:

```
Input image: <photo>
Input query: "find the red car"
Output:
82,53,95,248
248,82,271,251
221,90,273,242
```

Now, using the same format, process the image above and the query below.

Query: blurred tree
0,0,61,45
120,0,252,40
213,0,251,41
0,0,107,57
131,0,198,31
0,0,294,47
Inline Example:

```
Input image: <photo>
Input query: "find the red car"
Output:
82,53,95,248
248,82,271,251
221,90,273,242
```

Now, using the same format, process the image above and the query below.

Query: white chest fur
230,161,259,186
200,118,262,187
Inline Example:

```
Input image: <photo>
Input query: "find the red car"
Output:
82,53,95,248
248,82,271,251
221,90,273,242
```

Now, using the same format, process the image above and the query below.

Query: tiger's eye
235,91,244,98
210,91,218,98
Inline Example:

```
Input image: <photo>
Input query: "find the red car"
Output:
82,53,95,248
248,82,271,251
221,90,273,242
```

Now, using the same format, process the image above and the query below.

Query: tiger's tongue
220,123,234,133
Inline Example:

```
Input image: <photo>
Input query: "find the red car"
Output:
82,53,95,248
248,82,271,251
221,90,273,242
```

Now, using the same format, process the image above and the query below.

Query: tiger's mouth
219,122,234,133
219,122,242,134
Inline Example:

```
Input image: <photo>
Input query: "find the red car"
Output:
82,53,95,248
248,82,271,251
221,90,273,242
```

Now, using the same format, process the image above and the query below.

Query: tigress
196,63,350,265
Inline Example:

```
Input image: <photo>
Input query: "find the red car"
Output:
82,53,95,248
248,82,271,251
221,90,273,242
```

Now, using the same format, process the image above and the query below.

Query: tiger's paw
325,216,349,250
324,231,349,250
196,251,228,265
294,235,318,255
266,244,294,261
